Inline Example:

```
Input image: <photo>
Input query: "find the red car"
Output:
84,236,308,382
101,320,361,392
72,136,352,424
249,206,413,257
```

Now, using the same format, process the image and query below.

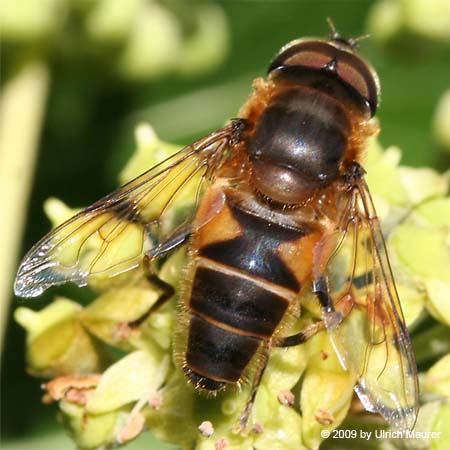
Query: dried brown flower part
116,411,146,444
44,374,101,401
314,408,335,425
277,390,295,407
215,437,229,450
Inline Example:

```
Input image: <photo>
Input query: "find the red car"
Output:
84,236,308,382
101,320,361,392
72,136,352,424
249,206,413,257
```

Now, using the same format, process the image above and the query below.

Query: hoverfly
15,22,419,431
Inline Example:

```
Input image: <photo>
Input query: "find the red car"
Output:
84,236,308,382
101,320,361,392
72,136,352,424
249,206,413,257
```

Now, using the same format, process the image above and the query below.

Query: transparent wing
15,124,237,298
321,176,419,431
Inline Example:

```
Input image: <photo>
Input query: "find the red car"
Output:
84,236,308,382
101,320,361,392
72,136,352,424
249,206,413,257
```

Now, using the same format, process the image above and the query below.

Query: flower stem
0,61,49,347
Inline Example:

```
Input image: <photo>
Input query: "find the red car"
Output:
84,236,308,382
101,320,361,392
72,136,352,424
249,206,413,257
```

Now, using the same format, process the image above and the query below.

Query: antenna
350,33,371,47
326,17,370,49
326,17,339,39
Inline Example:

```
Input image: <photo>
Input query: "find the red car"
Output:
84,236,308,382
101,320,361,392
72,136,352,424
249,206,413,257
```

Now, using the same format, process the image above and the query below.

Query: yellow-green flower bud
403,0,450,42
86,350,169,414
0,0,63,43
15,298,102,377
120,123,181,183
425,353,450,397
176,4,229,78
85,0,141,44
368,0,450,44
116,2,181,81
59,399,119,450
432,402,450,450
301,332,355,449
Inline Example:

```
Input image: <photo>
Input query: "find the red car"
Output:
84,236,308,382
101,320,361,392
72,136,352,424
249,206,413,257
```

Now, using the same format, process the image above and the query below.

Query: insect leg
313,275,334,312
238,344,270,430
127,269,175,328
276,320,325,347
313,275,353,328
127,227,191,328
239,319,326,430
147,225,192,259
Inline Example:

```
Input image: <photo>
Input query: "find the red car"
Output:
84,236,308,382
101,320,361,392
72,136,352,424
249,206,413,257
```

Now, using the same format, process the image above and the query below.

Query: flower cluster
2,0,228,81
16,124,450,450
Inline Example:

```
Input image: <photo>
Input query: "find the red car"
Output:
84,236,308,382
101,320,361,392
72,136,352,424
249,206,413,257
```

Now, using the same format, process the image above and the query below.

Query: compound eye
280,49,329,69
335,53,379,116
268,41,335,73
268,40,380,116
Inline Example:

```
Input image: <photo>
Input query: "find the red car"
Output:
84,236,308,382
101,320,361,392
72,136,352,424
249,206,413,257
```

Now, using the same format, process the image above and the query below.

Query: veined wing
320,174,419,431
15,123,239,298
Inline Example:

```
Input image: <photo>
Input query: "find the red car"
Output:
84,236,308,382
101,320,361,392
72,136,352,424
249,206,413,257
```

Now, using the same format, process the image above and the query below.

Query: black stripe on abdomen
190,266,289,337
186,313,261,385
184,265,291,388
199,201,306,292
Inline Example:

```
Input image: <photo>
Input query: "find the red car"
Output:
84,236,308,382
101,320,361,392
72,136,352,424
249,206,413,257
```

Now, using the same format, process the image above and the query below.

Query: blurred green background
1,0,449,449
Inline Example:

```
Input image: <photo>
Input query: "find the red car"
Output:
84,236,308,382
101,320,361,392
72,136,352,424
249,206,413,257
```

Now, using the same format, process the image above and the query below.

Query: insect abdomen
183,196,310,391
